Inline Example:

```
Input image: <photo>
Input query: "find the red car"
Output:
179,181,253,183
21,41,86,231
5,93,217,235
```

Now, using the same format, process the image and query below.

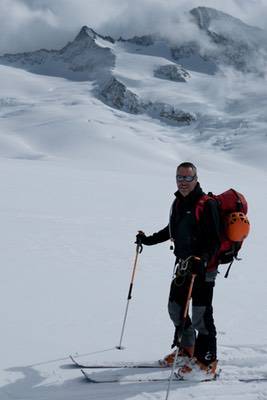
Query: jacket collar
174,182,204,204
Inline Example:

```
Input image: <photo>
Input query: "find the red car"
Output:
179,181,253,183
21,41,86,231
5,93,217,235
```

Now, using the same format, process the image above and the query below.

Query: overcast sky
0,0,267,54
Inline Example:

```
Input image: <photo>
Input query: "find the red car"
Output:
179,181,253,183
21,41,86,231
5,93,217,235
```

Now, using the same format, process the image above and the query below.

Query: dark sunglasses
176,175,196,182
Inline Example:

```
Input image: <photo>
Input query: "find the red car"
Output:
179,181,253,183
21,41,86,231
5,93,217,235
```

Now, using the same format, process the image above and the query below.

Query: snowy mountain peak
0,25,115,81
190,6,242,30
74,25,115,44
190,6,266,42
169,6,267,73
75,26,98,41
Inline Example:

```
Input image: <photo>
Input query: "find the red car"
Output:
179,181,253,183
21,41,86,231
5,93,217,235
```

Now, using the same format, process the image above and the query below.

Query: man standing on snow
136,162,220,380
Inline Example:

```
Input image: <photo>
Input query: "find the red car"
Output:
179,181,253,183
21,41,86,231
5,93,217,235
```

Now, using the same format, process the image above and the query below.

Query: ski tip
81,369,95,382
69,355,80,366
80,369,87,379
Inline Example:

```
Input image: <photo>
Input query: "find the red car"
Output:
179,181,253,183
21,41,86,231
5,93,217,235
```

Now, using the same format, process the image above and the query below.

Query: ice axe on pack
116,237,143,350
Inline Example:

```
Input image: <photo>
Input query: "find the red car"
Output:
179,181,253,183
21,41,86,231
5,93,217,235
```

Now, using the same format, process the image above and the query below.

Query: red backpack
195,189,249,277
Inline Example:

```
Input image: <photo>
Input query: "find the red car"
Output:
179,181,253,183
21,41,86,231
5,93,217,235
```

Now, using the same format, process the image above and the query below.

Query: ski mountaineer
136,162,221,380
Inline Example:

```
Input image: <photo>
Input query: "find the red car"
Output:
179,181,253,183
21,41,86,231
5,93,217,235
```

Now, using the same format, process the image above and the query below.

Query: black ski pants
168,274,217,364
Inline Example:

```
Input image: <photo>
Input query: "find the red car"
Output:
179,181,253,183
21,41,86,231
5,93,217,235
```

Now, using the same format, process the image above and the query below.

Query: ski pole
165,265,197,400
116,240,143,350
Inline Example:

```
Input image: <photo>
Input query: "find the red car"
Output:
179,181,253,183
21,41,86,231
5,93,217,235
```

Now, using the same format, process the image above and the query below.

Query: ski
70,355,166,369
239,378,267,383
81,369,217,384
81,369,267,384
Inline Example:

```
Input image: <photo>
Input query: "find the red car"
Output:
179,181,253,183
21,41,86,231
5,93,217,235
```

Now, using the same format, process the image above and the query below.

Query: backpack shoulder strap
195,194,214,221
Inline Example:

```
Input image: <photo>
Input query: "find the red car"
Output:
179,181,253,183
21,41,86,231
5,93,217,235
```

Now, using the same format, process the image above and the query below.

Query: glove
189,257,205,275
135,230,150,245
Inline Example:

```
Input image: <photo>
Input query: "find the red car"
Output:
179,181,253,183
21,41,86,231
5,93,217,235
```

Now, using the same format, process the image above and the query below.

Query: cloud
0,0,61,54
100,0,217,52
0,0,266,55
65,0,267,39
0,0,124,54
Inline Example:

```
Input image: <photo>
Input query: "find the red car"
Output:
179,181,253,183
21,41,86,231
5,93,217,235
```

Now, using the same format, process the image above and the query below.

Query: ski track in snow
1,346,267,400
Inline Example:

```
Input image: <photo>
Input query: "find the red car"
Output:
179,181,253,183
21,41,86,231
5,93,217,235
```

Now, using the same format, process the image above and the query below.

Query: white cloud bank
0,0,267,54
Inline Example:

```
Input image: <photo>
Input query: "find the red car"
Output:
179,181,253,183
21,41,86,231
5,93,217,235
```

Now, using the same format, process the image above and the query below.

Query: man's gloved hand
189,257,206,275
135,230,149,245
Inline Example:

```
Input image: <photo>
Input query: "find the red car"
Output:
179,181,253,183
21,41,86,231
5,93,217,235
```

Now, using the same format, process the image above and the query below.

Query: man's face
176,166,198,197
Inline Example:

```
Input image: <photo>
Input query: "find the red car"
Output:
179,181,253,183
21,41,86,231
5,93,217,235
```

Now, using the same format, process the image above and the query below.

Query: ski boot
175,357,218,381
158,346,194,368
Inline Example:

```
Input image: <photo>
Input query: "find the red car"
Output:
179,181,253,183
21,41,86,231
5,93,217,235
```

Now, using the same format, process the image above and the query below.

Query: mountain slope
0,26,115,81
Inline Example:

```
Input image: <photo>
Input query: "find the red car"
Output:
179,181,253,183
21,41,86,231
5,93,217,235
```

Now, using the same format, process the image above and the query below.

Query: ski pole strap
136,240,143,254
138,243,143,253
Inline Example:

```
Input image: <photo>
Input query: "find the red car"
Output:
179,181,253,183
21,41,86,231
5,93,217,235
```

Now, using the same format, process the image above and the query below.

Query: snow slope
0,63,267,400
0,9,267,400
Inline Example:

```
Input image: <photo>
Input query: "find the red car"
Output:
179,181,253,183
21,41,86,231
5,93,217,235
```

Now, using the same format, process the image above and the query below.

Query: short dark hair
177,162,197,174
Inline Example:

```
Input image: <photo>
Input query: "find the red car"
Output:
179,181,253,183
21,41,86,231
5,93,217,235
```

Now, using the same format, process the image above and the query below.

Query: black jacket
143,183,220,265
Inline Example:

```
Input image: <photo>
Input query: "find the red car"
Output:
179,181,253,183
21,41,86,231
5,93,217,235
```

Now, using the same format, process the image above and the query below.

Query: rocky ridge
99,77,195,125
154,64,190,82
